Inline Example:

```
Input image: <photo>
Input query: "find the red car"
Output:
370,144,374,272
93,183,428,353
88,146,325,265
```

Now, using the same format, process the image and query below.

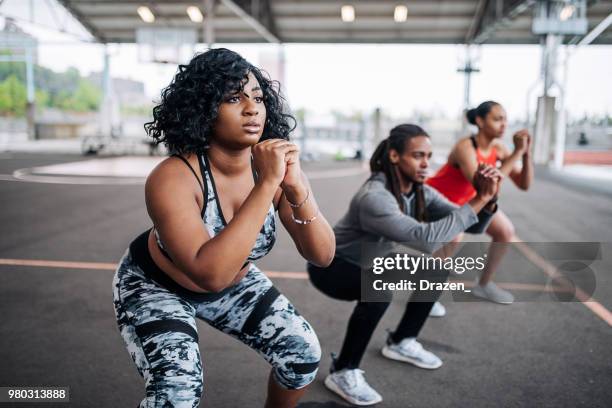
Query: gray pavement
0,153,610,408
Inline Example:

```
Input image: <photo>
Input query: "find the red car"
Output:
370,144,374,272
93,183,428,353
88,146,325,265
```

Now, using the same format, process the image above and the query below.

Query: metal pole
99,46,111,137
542,33,561,95
204,0,215,48
553,45,569,170
458,45,480,138
102,48,110,97
542,35,550,95
464,66,471,109
462,67,472,137
24,45,36,140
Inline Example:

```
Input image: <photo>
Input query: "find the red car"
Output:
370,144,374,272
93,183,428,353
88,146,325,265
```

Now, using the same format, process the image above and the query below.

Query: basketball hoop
0,18,37,61
136,27,197,65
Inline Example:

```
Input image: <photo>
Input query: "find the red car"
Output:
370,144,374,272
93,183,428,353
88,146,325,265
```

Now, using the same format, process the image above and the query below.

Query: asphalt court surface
0,152,611,407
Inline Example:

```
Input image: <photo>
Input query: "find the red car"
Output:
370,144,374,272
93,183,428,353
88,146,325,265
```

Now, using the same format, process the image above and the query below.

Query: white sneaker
429,301,446,317
324,368,383,406
381,336,443,369
472,280,514,304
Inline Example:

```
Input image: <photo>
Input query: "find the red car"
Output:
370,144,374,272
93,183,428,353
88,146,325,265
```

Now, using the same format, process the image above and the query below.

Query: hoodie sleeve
358,187,479,253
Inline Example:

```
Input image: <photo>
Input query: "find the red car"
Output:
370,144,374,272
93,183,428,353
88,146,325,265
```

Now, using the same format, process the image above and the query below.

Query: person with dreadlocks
112,48,335,408
307,124,501,406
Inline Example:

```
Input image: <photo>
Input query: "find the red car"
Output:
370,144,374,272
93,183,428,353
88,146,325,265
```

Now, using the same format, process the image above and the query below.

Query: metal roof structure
57,0,612,45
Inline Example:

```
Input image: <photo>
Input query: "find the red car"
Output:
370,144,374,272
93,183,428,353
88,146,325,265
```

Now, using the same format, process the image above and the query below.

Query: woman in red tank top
427,101,534,304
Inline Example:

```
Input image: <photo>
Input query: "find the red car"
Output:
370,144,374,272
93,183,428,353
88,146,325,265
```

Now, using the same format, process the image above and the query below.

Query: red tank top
426,136,498,205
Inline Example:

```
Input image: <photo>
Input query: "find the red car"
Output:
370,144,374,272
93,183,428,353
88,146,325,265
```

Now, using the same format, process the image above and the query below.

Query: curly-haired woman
112,48,335,408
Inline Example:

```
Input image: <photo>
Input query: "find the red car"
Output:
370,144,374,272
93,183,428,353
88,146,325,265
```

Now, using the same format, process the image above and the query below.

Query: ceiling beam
57,0,107,42
567,0,607,44
465,0,490,42
69,0,193,3
220,0,280,43
466,0,535,44
573,10,612,45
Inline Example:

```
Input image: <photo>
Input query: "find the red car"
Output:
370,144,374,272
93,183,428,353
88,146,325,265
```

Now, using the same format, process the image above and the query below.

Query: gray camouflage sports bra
154,152,277,266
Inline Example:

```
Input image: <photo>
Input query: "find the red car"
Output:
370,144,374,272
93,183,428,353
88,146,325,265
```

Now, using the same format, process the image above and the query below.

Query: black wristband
483,202,498,214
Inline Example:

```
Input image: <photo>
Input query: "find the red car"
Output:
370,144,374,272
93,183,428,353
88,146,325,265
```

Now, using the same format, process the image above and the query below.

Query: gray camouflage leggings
112,249,321,408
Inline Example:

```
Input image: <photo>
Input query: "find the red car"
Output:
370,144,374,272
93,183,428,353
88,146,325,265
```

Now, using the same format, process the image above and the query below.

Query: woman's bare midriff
147,229,250,293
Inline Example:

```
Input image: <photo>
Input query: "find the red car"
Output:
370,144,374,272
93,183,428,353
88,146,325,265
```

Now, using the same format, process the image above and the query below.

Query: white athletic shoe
472,280,514,304
324,368,383,406
429,301,446,317
381,337,443,369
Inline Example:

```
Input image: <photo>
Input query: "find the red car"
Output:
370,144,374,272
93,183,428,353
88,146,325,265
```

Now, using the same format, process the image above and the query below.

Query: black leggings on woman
308,256,449,371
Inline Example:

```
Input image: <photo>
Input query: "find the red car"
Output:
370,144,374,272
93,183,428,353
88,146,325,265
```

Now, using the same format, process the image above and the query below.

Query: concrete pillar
24,46,36,140
534,95,557,164
98,47,120,138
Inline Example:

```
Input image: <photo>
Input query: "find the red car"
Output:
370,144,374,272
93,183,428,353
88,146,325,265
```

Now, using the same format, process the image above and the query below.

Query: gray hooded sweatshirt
334,172,496,266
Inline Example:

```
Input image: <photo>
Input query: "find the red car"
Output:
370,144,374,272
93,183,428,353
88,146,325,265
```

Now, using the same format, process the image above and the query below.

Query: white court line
5,159,367,185
11,170,146,185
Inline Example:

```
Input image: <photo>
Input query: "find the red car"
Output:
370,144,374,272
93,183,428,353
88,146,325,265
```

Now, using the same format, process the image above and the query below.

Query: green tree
0,63,101,112
73,79,101,111
0,75,27,116
35,89,49,110
55,79,101,112
0,61,26,83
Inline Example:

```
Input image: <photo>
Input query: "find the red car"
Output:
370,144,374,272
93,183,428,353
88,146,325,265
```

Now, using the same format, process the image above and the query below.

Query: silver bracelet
291,210,318,225
286,189,310,208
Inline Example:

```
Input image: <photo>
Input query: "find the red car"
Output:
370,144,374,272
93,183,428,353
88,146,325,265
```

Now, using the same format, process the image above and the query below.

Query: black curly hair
145,48,296,155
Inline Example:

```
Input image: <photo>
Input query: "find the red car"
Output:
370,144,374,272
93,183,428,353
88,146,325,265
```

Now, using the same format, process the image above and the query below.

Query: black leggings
308,256,448,371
